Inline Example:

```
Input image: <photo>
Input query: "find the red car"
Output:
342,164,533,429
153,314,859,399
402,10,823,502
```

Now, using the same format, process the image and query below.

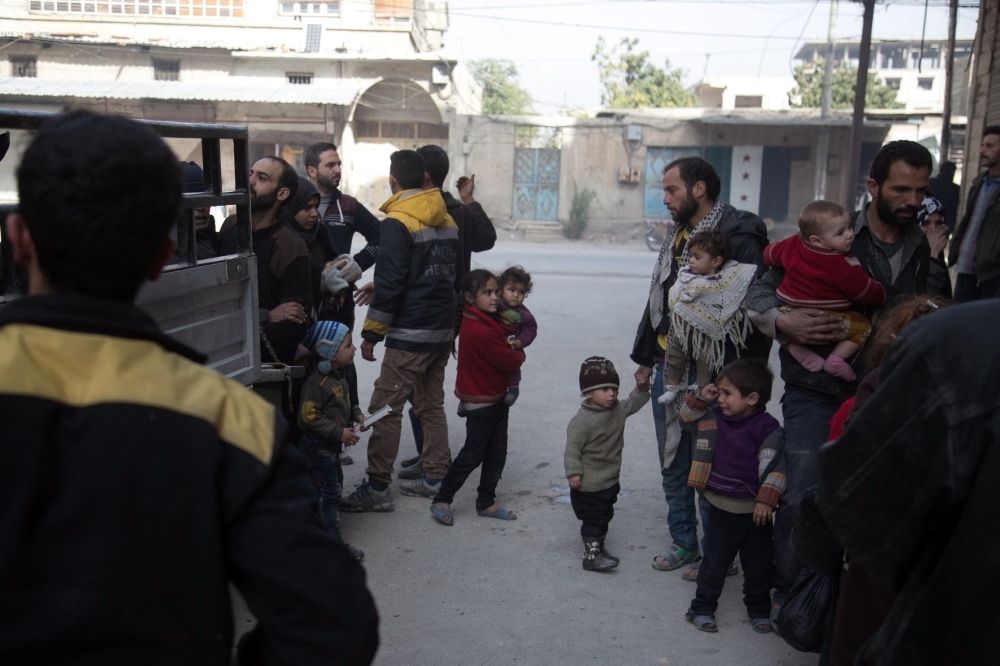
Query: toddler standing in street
564,357,650,571
496,265,537,405
298,320,365,561
680,358,785,633
658,231,757,404
429,270,526,526
763,200,886,382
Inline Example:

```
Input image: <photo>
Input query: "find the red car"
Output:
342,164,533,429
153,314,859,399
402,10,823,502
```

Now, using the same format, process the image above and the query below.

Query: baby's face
687,247,722,276
502,281,528,308
585,387,618,408
810,214,855,253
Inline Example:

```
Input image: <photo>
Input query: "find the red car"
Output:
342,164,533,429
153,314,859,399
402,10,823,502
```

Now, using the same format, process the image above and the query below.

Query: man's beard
317,171,340,192
874,190,918,228
250,186,277,212
671,194,699,226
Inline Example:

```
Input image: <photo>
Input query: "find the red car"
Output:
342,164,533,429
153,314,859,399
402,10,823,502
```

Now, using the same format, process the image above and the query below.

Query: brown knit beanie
579,356,620,394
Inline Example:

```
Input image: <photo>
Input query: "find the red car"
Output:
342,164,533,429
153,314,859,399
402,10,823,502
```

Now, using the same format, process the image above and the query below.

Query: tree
592,37,695,109
468,59,533,115
790,57,900,109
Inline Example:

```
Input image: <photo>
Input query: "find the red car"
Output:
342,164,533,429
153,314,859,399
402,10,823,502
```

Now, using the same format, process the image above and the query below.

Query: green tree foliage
790,57,900,109
468,59,533,115
592,37,695,109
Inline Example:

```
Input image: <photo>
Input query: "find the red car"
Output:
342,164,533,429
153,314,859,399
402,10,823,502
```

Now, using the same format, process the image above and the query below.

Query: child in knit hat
298,320,365,561
564,356,650,571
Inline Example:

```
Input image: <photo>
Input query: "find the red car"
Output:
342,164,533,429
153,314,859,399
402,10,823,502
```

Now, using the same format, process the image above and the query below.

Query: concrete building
690,76,797,111
0,0,482,205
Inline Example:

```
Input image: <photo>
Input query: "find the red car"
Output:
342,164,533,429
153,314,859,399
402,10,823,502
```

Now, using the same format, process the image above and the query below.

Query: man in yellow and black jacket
0,111,378,666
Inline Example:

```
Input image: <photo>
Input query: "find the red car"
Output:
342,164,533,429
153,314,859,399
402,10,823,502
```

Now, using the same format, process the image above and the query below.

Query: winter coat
948,171,1000,283
320,189,381,273
298,364,362,446
282,177,339,313
361,188,460,354
454,305,525,404
563,388,650,493
443,191,497,292
763,235,885,309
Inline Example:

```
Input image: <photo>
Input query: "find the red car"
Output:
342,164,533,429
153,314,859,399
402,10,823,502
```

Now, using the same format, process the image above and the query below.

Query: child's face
715,377,759,418
502,280,528,308
688,246,724,276
466,278,500,313
809,214,854,253
332,333,356,368
585,387,618,408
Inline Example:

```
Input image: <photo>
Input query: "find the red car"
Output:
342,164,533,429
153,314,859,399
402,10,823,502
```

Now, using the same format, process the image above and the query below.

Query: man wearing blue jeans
633,156,770,578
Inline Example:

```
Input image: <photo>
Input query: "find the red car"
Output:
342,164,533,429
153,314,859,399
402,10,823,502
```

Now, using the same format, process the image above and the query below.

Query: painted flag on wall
729,146,764,215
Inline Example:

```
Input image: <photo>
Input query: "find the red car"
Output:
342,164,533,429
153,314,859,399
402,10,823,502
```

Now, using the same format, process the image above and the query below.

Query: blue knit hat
304,320,350,374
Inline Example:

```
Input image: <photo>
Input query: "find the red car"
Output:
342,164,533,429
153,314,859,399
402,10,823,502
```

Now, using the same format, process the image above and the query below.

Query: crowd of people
1,108,999,665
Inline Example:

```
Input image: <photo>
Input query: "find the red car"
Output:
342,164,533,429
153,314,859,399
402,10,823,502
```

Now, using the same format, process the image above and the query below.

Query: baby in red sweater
763,201,886,382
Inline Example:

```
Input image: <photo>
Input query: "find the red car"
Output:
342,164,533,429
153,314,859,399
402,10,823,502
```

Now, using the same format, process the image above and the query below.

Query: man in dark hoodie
631,156,771,580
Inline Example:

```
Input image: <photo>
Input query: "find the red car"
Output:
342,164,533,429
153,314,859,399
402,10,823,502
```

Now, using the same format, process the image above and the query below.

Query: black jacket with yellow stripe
361,188,459,354
0,295,378,666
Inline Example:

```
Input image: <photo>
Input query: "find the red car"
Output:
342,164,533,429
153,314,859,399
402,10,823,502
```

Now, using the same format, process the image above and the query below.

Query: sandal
751,617,773,634
682,560,737,582
477,507,517,521
685,609,718,633
429,504,454,526
652,545,700,571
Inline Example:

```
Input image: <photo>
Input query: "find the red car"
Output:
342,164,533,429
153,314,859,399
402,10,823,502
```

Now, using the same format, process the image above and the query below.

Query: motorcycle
645,218,669,251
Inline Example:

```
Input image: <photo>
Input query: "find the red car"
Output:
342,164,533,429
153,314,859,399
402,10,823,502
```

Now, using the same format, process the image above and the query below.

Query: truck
0,108,296,388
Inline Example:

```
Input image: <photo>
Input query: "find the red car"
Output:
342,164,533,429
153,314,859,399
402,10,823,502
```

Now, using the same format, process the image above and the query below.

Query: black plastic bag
777,567,838,653
791,485,844,578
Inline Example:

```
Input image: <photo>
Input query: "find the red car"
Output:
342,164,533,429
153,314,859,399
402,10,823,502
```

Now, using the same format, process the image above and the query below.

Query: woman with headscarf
917,195,953,300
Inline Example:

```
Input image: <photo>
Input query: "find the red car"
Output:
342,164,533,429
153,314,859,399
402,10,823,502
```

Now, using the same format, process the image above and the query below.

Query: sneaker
340,453,354,466
399,477,441,498
342,479,395,512
397,460,424,480
400,454,421,468
344,542,365,561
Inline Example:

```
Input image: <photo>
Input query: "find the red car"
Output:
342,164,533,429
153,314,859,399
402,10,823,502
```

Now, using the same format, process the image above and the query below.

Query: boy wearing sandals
564,357,650,571
680,358,785,633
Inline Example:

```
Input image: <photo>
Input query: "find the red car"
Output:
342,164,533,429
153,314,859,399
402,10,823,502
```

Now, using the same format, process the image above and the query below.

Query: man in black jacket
631,156,770,579
746,140,932,614
305,142,382,329
0,111,378,666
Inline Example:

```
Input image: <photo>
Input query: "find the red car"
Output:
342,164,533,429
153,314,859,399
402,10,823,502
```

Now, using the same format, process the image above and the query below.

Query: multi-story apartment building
0,0,482,206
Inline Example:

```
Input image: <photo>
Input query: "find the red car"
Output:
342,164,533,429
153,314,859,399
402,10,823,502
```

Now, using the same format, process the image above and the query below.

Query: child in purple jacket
496,266,538,405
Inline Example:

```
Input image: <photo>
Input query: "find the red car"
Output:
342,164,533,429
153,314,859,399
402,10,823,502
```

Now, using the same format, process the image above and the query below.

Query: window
153,59,180,81
885,78,901,91
287,73,313,84
28,0,245,17
304,24,322,53
279,2,339,15
918,77,934,91
734,95,763,109
380,122,415,139
417,123,448,140
355,121,380,138
10,56,37,78
374,0,410,21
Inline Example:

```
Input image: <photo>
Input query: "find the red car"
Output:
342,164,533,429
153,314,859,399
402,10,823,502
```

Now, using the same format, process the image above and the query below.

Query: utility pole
940,0,959,168
815,0,838,200
845,0,875,209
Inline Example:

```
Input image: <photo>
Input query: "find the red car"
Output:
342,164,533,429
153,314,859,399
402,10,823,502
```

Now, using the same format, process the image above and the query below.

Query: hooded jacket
320,188,381,272
0,294,379,666
631,202,771,369
282,177,338,312
362,188,460,354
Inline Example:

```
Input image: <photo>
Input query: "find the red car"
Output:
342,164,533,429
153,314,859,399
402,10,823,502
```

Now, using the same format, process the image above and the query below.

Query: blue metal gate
513,148,560,221
643,146,702,219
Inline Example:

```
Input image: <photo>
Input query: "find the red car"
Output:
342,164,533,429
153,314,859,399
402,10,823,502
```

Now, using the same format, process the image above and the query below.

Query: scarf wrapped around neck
647,199,726,330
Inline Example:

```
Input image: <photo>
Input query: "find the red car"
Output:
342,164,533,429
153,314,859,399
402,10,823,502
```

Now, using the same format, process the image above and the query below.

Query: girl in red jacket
763,201,886,382
430,269,526,526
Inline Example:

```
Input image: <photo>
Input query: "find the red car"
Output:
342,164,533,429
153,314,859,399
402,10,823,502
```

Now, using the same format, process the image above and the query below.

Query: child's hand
700,383,720,402
752,501,773,526
568,475,582,490
509,339,523,350
342,428,360,446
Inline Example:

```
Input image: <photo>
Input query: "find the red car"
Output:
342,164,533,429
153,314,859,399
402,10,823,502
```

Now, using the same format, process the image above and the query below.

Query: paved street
238,240,809,666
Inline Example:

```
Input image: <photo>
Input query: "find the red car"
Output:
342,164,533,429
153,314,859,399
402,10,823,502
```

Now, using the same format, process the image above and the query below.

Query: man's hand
925,223,949,257
634,365,653,392
361,339,377,362
509,339,523,350
354,282,375,307
456,175,476,204
355,413,366,430
268,302,306,325
568,475,582,490
699,383,720,402
776,308,845,346
341,428,360,446
753,501,774,526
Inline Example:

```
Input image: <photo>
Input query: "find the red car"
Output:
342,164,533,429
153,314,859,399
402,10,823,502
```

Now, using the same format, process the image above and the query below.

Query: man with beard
949,126,1000,302
183,162,218,260
218,156,311,365
305,142,381,329
745,140,931,620
631,156,771,580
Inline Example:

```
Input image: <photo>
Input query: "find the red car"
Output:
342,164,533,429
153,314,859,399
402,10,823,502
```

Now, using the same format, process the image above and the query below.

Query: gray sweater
564,388,650,492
